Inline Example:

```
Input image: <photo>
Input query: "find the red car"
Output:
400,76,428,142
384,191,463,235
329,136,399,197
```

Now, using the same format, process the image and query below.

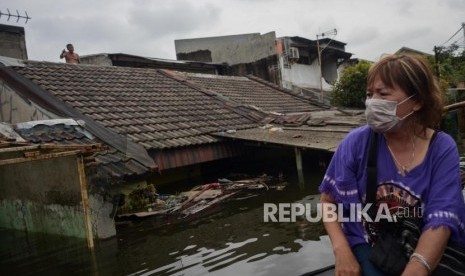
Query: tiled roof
12,62,260,150
14,119,149,178
175,72,325,113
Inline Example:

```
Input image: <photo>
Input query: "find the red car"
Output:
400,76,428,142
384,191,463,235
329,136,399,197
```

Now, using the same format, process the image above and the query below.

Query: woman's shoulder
344,125,372,142
429,129,459,158
433,130,457,148
336,125,372,152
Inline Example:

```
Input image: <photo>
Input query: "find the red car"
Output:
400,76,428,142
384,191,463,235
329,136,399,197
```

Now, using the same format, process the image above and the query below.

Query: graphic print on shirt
363,181,422,245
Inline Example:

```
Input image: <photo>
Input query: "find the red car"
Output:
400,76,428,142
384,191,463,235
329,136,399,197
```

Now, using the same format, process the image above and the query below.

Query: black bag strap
366,130,378,219
430,130,438,146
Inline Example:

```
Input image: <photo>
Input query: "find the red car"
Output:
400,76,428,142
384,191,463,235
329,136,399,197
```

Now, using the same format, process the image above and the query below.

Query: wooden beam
295,147,304,187
0,150,80,165
76,155,94,249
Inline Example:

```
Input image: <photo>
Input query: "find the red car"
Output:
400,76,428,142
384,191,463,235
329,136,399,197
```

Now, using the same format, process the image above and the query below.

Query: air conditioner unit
288,47,300,60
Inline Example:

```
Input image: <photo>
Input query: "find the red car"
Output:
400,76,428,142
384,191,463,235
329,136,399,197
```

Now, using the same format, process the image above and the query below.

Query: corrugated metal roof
150,141,244,171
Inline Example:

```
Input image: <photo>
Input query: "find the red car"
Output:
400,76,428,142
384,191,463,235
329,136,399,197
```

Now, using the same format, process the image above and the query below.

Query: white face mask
365,94,416,133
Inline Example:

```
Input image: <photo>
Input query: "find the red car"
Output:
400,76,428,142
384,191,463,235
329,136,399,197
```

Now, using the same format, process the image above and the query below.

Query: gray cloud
2,0,463,63
127,0,220,38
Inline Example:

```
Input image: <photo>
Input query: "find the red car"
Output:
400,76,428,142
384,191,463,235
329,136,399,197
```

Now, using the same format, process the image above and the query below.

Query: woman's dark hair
367,54,443,131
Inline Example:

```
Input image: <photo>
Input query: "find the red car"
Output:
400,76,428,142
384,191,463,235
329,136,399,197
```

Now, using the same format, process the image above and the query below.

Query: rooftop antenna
0,9,31,24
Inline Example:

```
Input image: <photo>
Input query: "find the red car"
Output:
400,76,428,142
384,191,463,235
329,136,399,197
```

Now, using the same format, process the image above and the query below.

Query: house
175,32,352,101
0,57,367,237
0,122,98,246
0,117,156,240
0,24,364,239
395,47,432,57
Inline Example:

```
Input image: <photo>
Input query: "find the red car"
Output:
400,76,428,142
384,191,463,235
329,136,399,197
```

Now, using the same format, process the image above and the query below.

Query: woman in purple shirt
319,54,465,275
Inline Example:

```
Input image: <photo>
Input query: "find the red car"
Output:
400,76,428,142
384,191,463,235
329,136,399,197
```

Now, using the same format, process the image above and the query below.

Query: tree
331,60,371,108
435,43,465,87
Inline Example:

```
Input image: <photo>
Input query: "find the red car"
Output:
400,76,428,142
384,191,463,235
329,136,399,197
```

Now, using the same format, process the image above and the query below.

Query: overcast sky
2,0,465,63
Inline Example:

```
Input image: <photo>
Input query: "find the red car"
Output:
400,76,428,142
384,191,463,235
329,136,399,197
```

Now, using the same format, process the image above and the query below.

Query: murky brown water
0,171,335,276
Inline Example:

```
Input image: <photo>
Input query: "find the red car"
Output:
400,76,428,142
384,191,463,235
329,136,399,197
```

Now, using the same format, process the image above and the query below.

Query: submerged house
0,117,154,241
0,51,361,240
0,58,267,238
0,121,100,246
0,58,366,238
175,32,352,101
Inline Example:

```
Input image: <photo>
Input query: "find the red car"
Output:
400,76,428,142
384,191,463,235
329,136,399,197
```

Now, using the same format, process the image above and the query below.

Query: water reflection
0,172,334,276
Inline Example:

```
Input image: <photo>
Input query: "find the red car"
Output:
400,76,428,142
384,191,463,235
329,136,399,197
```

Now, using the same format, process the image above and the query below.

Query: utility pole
316,37,323,102
316,29,337,103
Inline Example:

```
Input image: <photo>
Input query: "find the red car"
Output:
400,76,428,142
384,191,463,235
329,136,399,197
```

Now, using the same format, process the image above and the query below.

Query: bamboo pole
76,155,94,249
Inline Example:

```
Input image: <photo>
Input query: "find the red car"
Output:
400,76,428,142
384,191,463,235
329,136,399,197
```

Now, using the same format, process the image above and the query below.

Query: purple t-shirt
319,125,465,247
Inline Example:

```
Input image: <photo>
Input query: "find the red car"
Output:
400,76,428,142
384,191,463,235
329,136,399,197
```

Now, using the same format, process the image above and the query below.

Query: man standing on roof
60,44,80,64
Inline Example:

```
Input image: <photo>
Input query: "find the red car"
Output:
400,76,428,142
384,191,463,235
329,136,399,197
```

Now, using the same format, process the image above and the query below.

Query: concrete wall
80,54,113,66
0,154,87,238
175,32,277,65
89,194,116,239
230,55,280,84
0,81,58,123
0,84,116,239
0,24,28,60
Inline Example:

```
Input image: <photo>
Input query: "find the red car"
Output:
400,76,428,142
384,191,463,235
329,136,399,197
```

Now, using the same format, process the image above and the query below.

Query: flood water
0,165,335,276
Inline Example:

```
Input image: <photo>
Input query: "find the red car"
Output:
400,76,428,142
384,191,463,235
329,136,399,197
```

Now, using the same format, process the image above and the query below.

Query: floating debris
116,174,287,222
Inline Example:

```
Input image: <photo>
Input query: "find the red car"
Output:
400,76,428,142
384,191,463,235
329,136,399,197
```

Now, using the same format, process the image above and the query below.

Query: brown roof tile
176,72,324,113
13,62,259,149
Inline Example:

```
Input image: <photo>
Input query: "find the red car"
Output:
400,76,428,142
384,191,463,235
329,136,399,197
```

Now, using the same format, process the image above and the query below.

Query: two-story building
175,32,352,102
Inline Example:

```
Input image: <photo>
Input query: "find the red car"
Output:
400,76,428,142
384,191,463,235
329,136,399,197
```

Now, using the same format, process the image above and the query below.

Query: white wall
280,60,332,91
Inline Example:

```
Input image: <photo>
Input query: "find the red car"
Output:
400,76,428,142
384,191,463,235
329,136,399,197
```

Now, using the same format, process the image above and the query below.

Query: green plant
435,43,465,87
331,61,371,108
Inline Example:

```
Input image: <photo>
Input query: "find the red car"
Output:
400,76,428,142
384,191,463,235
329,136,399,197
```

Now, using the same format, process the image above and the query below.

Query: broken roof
13,119,148,178
213,109,366,152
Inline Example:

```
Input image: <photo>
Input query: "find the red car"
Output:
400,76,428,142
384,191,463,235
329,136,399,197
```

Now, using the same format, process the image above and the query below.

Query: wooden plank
0,150,80,165
0,145,39,153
